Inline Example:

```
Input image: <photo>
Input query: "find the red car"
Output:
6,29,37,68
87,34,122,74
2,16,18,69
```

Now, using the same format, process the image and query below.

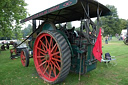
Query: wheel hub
45,51,52,62
45,54,50,60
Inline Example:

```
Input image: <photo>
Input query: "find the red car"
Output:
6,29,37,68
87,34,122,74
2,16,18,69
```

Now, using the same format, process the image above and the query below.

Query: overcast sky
23,0,128,28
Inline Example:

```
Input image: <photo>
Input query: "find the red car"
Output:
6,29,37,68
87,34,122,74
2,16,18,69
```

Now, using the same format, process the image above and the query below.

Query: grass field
0,38,128,85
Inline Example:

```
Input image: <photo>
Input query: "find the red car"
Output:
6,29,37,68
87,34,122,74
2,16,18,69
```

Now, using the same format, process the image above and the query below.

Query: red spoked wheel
33,30,71,84
20,49,29,67
15,49,17,55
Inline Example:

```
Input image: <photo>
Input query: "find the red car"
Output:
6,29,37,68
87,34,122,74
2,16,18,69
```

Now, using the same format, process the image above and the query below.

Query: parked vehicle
123,28,128,45
11,0,111,84
120,29,127,40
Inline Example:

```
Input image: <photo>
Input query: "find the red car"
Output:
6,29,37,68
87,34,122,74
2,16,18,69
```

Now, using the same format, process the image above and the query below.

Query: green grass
0,38,128,85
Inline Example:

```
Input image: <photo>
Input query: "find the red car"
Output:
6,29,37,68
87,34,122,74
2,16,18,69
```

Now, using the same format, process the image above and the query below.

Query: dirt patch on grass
102,43,122,45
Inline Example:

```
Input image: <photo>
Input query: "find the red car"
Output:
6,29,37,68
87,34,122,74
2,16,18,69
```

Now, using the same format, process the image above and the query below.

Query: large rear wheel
33,30,71,84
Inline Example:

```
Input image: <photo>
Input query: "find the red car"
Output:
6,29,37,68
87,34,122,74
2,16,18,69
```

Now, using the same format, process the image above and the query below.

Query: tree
0,0,27,39
66,22,72,29
22,24,32,38
120,19,128,30
99,5,121,36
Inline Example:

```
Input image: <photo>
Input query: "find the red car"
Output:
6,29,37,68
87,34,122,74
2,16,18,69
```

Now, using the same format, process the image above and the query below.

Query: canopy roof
21,0,111,23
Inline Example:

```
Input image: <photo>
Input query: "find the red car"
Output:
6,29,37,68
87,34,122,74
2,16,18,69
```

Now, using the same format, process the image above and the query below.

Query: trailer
14,0,111,84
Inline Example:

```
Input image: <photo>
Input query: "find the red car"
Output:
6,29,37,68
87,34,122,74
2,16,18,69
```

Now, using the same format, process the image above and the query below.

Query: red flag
93,28,102,62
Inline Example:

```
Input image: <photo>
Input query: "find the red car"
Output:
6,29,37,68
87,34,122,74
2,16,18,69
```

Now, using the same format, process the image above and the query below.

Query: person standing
105,35,108,44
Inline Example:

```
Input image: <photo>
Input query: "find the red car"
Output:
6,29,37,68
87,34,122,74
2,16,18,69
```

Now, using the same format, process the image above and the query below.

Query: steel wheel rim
33,33,61,82
20,51,26,66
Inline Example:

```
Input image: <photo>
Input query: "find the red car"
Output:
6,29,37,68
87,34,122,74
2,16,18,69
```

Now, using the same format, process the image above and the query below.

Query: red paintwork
20,51,26,66
33,33,61,82
63,1,72,7
93,28,102,62
10,49,14,53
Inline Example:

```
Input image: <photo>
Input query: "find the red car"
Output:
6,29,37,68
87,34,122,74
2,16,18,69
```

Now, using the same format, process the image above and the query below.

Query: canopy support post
32,20,36,32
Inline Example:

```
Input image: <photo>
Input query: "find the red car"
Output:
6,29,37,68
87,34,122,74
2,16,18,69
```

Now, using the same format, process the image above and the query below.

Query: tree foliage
98,5,128,36
120,19,128,30
22,24,32,38
98,5,121,36
66,22,72,29
0,0,27,39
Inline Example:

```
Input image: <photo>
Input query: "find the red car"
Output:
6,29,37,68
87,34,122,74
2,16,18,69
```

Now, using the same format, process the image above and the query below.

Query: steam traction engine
19,0,111,84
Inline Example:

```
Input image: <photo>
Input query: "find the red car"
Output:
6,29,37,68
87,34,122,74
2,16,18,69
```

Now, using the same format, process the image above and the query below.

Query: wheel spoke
52,58,61,62
55,61,60,69
38,61,47,69
40,58,46,62
39,40,46,50
51,43,57,53
53,65,57,77
45,36,50,50
51,51,60,56
43,63,49,75
53,46,58,53
20,51,27,66
22,52,24,56
49,63,53,78
39,50,46,56
22,53,26,60
36,46,46,53
54,55,60,58
51,61,60,71
44,62,47,68
37,56,45,58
